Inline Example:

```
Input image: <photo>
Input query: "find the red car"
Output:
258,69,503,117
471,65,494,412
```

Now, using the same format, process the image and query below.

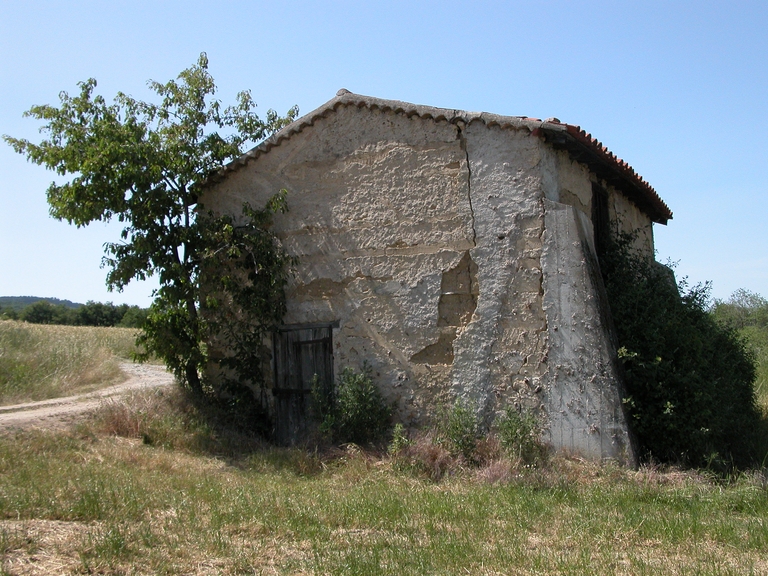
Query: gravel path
0,363,174,430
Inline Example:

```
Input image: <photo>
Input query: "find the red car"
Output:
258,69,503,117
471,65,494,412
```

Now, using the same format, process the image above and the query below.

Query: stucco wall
204,105,649,461
457,121,549,422
204,106,556,426
609,187,655,255
549,149,593,216
541,200,634,463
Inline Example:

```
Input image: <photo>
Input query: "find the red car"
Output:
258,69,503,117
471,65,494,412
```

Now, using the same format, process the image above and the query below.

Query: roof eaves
533,122,672,224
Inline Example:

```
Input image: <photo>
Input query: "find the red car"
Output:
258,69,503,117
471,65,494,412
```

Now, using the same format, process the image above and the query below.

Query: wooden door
273,324,334,445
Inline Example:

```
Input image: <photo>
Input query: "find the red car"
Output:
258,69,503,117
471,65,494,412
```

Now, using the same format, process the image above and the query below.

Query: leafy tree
118,305,149,328
74,301,123,327
601,233,761,469
711,289,768,332
4,54,298,396
20,301,75,325
3,308,19,320
712,289,768,413
0,308,19,321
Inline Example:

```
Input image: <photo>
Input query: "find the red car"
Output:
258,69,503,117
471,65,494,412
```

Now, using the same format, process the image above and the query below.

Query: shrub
436,399,479,461
496,406,545,464
312,366,391,445
387,423,411,456
601,233,761,469
711,289,768,410
20,300,75,325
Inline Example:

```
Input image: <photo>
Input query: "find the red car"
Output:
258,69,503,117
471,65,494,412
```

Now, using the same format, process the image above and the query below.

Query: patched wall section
551,149,593,216
204,107,555,426
610,189,654,255
540,200,634,463
453,121,549,422
204,104,648,461
411,251,478,365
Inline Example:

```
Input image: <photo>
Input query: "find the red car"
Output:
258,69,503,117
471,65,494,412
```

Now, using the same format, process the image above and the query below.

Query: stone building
202,90,672,462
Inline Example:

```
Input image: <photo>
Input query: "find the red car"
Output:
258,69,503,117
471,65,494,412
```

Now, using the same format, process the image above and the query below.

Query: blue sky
1,0,766,306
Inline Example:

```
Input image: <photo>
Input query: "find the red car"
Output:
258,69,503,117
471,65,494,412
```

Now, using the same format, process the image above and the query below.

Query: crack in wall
456,122,477,247
536,199,548,321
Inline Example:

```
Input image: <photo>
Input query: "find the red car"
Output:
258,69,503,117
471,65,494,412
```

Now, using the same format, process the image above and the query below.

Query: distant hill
0,296,83,311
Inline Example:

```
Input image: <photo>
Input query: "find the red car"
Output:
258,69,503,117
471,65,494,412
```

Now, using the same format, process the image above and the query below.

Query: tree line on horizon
0,299,148,328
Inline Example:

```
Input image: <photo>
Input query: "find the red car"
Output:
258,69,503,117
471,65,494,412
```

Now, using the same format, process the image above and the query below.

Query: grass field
1,387,767,575
0,320,142,406
1,323,767,574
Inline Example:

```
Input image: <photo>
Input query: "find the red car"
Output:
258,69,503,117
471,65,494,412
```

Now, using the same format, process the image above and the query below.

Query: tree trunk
186,358,203,395
183,280,204,395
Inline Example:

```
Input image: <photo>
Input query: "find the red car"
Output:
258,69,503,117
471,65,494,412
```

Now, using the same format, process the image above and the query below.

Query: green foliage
436,399,479,461
74,301,124,327
1,298,148,327
117,305,148,328
496,406,545,464
711,289,768,331
196,196,294,401
387,423,411,456
0,306,18,320
711,289,768,407
19,300,74,324
4,54,298,401
601,233,761,469
312,366,391,445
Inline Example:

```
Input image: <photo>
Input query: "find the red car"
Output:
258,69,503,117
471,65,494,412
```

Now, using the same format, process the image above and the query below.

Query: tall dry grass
0,320,142,405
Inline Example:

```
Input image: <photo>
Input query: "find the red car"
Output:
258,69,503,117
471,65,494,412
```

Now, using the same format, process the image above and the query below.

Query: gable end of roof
207,91,672,224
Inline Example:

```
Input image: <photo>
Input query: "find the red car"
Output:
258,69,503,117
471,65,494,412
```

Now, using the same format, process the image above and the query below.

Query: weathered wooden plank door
273,325,334,445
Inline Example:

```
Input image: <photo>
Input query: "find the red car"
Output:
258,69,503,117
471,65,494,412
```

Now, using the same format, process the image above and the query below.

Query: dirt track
0,363,174,431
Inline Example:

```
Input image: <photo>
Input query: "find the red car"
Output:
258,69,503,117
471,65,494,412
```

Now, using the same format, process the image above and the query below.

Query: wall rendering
203,96,651,463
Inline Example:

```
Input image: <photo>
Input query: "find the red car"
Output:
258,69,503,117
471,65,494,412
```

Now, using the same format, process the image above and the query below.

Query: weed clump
389,430,457,481
91,386,266,456
312,366,391,446
436,399,479,461
389,399,549,481
496,406,546,465
387,423,411,456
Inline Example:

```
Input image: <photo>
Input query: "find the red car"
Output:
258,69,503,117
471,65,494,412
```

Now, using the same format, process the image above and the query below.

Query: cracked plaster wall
204,105,649,460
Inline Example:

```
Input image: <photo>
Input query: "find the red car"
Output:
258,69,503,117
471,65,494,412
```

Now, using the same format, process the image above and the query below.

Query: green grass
742,324,768,410
1,388,767,575
0,320,142,405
